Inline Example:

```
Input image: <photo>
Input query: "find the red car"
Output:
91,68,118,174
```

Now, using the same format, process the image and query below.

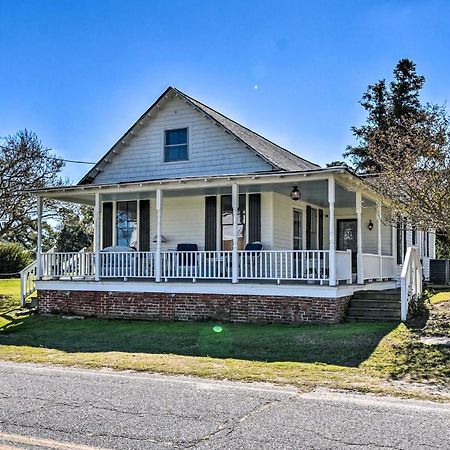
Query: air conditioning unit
429,259,450,284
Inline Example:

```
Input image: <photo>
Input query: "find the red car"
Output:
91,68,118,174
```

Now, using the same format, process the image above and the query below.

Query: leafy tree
344,59,426,173
0,242,32,275
360,103,450,235
0,130,64,248
55,205,93,252
436,233,450,259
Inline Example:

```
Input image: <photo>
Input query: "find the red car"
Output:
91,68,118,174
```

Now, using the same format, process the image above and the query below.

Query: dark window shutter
396,221,401,264
318,209,324,250
205,196,217,251
102,202,113,248
248,194,261,243
412,227,416,246
403,219,407,257
139,200,150,251
306,206,312,250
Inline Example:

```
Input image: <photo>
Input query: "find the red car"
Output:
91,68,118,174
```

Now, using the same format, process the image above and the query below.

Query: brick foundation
37,290,350,324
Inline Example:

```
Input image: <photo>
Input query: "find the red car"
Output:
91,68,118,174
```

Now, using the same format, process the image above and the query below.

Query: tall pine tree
345,59,426,173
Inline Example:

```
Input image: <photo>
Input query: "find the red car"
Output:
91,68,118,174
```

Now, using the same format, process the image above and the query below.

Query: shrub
408,290,432,317
0,242,32,276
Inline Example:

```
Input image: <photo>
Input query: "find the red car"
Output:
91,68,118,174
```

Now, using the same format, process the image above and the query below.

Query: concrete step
346,289,401,321
349,299,400,310
345,316,400,323
347,307,401,318
352,291,400,301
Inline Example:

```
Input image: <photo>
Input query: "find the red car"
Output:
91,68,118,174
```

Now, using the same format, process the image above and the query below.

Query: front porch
30,170,398,290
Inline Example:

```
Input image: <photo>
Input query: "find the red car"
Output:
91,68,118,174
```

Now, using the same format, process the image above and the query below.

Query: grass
0,279,449,401
431,291,450,305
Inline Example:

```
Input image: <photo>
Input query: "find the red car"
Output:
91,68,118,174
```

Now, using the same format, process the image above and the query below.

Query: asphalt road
0,362,449,449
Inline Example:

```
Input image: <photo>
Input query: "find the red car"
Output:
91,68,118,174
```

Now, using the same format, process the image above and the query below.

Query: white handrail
30,249,354,285
400,246,422,321
19,261,37,307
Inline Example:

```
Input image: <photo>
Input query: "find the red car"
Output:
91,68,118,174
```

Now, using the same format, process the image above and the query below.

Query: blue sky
1,0,449,182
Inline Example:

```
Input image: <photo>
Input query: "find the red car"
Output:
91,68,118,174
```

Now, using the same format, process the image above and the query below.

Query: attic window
164,128,188,162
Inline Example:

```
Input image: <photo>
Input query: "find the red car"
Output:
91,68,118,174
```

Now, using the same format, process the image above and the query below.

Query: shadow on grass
0,311,398,367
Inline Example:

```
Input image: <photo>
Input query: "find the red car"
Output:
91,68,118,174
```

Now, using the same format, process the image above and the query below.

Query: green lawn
0,279,449,401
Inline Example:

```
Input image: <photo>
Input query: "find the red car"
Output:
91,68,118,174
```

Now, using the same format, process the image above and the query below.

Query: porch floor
36,279,398,299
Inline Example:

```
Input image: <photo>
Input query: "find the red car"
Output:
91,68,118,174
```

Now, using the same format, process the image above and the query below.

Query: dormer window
164,128,188,162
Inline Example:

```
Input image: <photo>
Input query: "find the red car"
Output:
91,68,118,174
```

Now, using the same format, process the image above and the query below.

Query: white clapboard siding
93,96,271,184
150,195,205,251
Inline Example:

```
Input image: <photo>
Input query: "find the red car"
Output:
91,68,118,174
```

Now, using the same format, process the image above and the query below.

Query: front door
337,219,357,273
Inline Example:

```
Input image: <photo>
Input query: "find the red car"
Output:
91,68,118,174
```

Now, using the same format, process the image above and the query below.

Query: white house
22,86,432,323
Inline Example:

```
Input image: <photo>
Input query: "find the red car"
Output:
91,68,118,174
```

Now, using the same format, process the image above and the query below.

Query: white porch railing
41,252,96,279
237,250,331,282
381,255,396,279
35,249,356,284
162,251,232,280
101,252,156,278
19,261,37,307
400,246,422,321
336,250,353,283
362,253,396,281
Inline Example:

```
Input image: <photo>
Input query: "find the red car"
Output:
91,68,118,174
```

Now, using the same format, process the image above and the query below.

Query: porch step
352,289,400,301
346,290,401,322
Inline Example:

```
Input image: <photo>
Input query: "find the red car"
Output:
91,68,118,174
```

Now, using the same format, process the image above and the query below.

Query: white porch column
356,191,363,284
36,195,43,280
155,189,163,282
94,192,101,281
231,183,239,283
328,176,336,286
377,202,382,280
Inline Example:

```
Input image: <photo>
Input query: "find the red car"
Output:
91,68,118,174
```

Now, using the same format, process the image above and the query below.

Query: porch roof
28,167,378,208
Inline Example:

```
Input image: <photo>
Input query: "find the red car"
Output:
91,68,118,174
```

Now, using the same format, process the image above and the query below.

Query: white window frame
293,208,304,250
162,127,189,164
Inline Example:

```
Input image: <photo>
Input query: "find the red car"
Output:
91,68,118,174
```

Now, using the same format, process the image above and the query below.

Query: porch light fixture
367,220,374,231
152,234,168,243
290,185,301,201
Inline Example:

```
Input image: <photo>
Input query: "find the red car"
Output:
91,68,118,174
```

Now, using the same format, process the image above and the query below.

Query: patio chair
245,241,263,251
176,243,199,278
242,242,264,277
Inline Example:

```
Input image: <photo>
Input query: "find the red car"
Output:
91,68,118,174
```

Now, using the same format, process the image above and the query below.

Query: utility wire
47,156,96,165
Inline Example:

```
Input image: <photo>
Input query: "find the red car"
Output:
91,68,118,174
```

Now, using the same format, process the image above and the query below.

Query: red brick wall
37,290,350,324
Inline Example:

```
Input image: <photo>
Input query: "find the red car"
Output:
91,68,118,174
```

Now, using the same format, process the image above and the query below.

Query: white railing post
94,192,101,281
346,249,352,284
155,189,163,282
231,183,239,283
328,176,337,286
20,271,26,307
36,195,43,280
400,246,422,322
377,202,382,280
356,191,363,284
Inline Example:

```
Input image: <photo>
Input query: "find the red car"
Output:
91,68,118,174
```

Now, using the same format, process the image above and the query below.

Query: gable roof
79,86,320,184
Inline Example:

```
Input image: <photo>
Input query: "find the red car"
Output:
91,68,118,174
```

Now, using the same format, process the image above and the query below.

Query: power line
48,156,95,165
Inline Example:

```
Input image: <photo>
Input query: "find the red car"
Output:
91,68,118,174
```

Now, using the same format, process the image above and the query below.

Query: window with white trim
293,209,303,250
164,128,188,162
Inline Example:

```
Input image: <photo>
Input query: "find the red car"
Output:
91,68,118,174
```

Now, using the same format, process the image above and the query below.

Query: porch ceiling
39,179,375,208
